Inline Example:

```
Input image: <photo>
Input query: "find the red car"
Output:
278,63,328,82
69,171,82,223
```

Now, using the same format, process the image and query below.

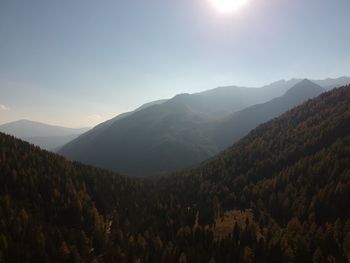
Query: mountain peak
297,78,314,85
285,79,325,97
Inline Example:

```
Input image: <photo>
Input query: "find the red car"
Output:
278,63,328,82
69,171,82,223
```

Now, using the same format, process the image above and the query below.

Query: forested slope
1,86,350,262
0,136,150,262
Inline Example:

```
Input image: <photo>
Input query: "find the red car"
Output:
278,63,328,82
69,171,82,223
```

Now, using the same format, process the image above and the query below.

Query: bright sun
210,0,249,13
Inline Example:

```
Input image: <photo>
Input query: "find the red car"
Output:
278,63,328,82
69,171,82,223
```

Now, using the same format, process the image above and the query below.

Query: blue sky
1,0,349,127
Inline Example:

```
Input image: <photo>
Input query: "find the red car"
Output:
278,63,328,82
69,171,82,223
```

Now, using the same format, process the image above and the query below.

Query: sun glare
210,0,249,13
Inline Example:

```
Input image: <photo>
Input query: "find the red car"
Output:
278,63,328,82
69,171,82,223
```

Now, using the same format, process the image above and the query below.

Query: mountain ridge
213,79,325,149
0,119,90,150
59,78,331,176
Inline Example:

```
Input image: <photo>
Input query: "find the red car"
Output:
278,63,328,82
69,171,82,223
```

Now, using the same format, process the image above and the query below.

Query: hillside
59,95,218,176
151,85,350,261
0,134,150,262
60,79,326,176
0,86,350,262
0,120,89,151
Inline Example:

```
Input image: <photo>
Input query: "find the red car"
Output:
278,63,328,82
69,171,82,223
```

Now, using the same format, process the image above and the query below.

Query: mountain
60,79,326,176
59,95,218,176
312,76,350,90
0,120,90,151
195,78,302,116
74,79,302,143
213,79,325,149
158,85,350,262
194,76,349,116
1,86,349,262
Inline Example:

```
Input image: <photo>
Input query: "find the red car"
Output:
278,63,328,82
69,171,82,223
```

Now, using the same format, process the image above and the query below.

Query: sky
0,0,349,128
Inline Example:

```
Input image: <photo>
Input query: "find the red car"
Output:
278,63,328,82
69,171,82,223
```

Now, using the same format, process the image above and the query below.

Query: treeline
0,86,350,262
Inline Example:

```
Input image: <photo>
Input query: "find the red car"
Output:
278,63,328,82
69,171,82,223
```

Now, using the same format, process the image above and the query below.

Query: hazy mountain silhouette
213,79,325,150
195,79,302,116
59,78,333,176
68,76,348,144
59,96,217,176
312,76,350,90
59,79,303,176
0,120,90,150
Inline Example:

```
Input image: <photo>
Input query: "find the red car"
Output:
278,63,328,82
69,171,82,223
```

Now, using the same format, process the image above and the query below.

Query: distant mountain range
59,77,349,176
0,120,90,151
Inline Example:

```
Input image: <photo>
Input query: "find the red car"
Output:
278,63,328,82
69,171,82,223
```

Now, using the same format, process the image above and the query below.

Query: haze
1,0,350,127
